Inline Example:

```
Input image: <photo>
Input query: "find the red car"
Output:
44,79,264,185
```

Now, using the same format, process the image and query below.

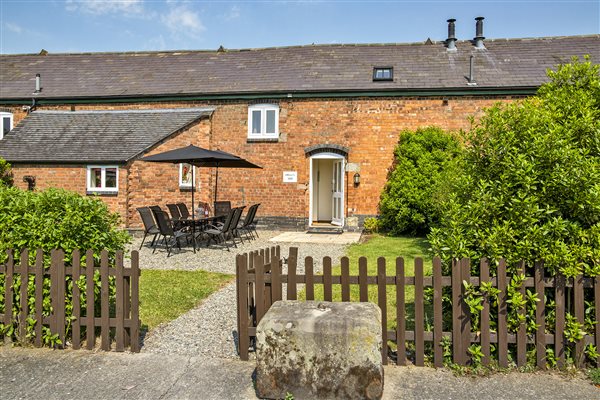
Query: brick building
0,20,598,231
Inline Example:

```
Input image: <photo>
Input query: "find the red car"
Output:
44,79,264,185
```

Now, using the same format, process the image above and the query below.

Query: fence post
414,258,424,366
305,257,314,301
460,258,471,364
395,257,406,366
130,251,140,353
495,259,508,368
480,258,490,366
323,257,332,302
4,250,14,344
115,250,125,352
516,261,527,367
271,255,282,303
100,250,110,351
451,258,463,365
85,250,95,350
574,274,585,368
34,250,44,347
377,257,388,365
18,249,29,343
341,257,350,302
287,247,298,301
72,249,81,350
359,257,368,302
535,261,546,369
236,254,249,361
255,253,266,324
433,257,443,368
555,274,566,368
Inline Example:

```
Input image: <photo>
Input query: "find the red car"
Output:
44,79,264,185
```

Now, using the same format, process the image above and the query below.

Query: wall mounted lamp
353,173,360,187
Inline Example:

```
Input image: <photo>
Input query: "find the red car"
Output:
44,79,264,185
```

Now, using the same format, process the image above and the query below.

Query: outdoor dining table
179,215,227,246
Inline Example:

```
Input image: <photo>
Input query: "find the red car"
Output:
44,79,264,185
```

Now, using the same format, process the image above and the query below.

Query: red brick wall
2,96,520,229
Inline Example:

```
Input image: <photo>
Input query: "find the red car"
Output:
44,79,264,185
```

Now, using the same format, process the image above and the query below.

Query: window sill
87,190,118,196
179,186,194,192
247,137,279,143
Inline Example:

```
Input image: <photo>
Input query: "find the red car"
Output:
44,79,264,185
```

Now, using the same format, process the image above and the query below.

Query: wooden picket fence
236,246,600,369
0,249,140,352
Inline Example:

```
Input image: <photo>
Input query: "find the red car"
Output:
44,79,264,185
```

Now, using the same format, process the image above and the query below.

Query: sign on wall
283,171,297,183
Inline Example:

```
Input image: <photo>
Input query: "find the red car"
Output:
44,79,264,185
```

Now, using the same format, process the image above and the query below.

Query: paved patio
269,231,362,244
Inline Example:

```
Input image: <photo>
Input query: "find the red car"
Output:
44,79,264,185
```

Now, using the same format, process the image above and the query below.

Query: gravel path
136,231,348,358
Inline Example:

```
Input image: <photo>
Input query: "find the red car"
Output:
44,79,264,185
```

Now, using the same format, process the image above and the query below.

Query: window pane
252,110,262,134
90,168,102,188
105,168,117,189
2,117,10,134
266,110,276,133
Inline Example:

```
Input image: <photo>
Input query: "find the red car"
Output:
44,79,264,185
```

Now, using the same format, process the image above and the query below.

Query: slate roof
0,108,214,163
1,35,598,100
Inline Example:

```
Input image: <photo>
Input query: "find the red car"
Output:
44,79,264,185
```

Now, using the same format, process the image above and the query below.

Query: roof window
373,67,393,81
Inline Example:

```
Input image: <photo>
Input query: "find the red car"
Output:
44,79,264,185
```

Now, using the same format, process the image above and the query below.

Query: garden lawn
139,270,233,330
302,234,431,332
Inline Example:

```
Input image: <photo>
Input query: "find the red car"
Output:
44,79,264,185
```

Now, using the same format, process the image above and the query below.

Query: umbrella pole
191,167,196,253
214,165,219,204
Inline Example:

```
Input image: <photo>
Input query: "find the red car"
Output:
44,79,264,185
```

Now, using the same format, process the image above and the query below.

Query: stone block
255,300,383,400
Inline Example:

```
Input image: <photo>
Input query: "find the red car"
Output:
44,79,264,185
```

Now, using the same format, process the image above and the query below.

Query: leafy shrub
379,127,462,235
0,157,12,187
429,56,600,278
362,217,380,233
0,186,130,346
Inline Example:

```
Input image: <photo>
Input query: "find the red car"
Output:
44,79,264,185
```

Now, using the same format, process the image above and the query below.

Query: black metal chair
152,209,189,257
167,203,182,221
239,203,260,240
204,207,241,250
177,203,190,220
136,207,160,249
214,201,232,217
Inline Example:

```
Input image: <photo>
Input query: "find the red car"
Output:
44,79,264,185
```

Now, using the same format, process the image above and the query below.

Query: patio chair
152,210,189,257
167,203,183,221
136,207,160,249
177,203,190,220
238,203,260,240
204,207,242,250
214,201,232,217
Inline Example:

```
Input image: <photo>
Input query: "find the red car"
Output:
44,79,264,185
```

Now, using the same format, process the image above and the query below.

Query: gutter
0,87,538,105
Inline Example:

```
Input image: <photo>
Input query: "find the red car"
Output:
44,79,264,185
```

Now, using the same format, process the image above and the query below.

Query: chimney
446,19,457,51
34,74,41,93
474,17,485,49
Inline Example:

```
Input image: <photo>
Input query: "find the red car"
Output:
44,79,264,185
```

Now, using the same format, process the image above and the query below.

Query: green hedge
378,127,462,235
0,186,130,346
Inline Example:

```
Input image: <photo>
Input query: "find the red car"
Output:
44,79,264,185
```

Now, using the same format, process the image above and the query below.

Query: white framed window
0,112,13,140
179,163,196,188
248,104,279,139
87,166,118,192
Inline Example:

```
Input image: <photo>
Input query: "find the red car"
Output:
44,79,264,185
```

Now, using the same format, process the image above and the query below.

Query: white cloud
65,0,146,16
162,5,205,38
145,35,167,51
5,22,23,34
224,5,240,21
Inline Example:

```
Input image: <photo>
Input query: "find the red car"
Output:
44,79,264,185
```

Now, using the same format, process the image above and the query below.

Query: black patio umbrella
141,144,262,251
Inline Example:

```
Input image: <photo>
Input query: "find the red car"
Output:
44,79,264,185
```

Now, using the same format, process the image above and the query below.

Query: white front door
331,159,344,226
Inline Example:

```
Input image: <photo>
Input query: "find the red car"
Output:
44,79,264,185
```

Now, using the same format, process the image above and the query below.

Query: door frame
309,152,345,228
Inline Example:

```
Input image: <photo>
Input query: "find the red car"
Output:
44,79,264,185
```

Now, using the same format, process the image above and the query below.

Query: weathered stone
255,300,383,400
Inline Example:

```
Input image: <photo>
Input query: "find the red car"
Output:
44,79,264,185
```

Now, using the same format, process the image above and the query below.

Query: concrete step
307,226,344,234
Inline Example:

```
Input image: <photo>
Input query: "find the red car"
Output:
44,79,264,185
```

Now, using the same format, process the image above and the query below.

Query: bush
378,127,462,235
428,56,600,277
0,186,130,346
0,157,12,187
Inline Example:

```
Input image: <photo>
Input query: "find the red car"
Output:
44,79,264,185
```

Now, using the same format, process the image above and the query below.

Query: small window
87,166,118,192
248,104,279,139
373,67,393,81
179,163,196,188
0,112,13,140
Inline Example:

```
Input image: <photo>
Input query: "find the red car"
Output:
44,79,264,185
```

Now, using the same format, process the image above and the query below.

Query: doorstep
269,231,361,245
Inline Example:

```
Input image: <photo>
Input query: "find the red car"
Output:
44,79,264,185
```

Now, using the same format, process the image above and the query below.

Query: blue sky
0,1,598,54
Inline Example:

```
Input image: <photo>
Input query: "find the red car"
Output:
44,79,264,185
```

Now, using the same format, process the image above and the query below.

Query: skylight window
373,67,393,81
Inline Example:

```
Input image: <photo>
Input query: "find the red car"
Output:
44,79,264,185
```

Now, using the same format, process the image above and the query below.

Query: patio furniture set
137,201,261,256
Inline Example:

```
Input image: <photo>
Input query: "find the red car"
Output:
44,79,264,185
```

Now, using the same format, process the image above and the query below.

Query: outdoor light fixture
353,173,360,186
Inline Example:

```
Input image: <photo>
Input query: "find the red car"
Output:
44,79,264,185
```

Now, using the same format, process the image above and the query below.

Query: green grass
300,234,432,331
139,269,234,330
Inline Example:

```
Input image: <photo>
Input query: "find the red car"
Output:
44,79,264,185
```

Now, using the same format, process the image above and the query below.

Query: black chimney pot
474,17,485,49
446,18,457,51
